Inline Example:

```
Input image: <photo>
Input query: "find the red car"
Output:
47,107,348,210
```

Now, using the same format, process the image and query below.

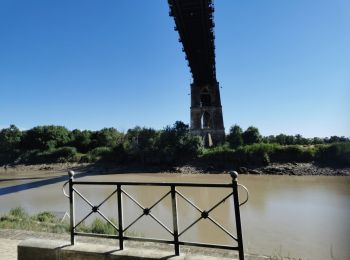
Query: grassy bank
199,142,350,168
0,207,120,235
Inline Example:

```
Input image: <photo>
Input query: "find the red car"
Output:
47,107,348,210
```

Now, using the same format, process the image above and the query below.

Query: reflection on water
0,173,349,260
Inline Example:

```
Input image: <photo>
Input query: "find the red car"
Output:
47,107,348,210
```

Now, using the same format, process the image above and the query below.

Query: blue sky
0,0,349,137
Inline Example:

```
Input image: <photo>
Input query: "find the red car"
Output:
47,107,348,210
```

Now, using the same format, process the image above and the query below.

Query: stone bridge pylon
168,0,225,146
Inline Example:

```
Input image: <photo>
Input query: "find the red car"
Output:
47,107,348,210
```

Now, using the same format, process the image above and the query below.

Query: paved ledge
18,238,236,260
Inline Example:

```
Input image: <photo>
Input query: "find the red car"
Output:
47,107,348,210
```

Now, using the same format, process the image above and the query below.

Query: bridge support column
190,82,225,146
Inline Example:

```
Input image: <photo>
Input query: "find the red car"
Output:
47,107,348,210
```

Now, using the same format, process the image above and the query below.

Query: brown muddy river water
0,172,349,259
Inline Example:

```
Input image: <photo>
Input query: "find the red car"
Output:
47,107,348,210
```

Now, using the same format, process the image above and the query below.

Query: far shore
0,162,349,178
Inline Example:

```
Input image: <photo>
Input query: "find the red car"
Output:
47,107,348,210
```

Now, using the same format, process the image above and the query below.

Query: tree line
226,125,349,148
0,123,349,167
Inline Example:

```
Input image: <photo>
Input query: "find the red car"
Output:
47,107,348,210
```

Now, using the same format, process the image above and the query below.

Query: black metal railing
63,171,248,260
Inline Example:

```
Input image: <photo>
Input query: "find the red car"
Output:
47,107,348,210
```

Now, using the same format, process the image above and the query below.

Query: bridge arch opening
201,111,212,129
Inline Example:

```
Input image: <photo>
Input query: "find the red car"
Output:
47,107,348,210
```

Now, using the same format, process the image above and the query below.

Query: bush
9,207,28,219
34,212,57,223
235,143,276,166
315,143,350,167
49,147,79,162
16,147,78,164
199,146,236,168
87,146,113,162
270,145,315,163
90,218,117,235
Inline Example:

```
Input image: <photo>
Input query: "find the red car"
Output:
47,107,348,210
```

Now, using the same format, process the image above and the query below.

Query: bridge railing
63,171,248,260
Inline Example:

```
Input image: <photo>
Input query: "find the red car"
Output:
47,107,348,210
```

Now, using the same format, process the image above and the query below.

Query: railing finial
68,170,75,178
230,171,238,180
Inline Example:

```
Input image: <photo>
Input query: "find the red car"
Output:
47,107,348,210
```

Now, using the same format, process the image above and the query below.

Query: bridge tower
168,0,225,146
190,82,225,146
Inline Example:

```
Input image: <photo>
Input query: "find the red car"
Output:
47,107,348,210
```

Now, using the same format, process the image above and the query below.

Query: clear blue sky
0,0,349,137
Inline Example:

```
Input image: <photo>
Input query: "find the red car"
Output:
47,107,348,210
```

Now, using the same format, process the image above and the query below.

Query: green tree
242,126,262,145
156,121,203,164
21,125,70,150
0,125,22,152
90,128,124,148
227,125,243,148
70,129,92,153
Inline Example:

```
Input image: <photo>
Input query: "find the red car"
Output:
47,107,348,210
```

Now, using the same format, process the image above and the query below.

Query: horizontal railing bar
73,181,232,188
179,241,239,251
123,236,175,244
73,233,238,250
74,232,119,239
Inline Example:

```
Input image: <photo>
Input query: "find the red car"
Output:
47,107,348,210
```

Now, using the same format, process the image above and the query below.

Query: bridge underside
168,0,225,146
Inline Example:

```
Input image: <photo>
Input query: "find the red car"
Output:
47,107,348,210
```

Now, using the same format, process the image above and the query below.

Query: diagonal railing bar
149,190,171,211
207,192,233,214
178,216,203,237
122,189,144,210
73,188,94,208
148,213,173,235
96,187,118,209
123,212,145,233
207,216,237,241
122,189,173,235
96,210,119,231
74,211,94,229
176,190,203,213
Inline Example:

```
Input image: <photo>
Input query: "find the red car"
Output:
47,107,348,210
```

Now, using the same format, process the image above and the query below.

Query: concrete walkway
0,229,269,260
0,238,20,260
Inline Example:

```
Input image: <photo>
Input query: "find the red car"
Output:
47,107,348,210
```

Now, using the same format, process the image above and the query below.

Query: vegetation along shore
0,122,349,176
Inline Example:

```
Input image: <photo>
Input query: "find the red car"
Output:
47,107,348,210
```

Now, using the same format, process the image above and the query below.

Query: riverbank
0,162,349,177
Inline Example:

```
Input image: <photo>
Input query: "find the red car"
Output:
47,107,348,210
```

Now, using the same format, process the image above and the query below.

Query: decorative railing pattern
63,171,248,260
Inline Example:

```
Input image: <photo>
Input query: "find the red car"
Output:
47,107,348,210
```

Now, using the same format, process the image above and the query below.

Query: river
0,172,349,260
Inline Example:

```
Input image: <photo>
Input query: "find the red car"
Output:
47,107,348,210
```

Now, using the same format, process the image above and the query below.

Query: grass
0,207,69,233
0,207,121,235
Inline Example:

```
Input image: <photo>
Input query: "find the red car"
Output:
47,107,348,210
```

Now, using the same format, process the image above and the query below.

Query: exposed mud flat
0,162,349,178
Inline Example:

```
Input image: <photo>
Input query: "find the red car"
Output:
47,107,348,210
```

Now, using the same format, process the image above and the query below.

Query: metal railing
63,171,248,260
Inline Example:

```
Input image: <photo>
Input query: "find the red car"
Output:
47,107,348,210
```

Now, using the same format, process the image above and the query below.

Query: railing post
117,184,124,250
171,185,180,255
231,171,244,260
68,170,75,245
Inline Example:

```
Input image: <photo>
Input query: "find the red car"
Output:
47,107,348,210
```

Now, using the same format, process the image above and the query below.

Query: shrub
16,147,78,164
89,147,112,157
199,146,236,168
270,145,315,163
9,207,28,219
90,218,117,235
34,212,57,223
235,143,276,166
49,147,78,162
315,143,350,167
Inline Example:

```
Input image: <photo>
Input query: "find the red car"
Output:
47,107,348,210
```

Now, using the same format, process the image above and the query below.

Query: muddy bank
0,162,349,177
244,163,350,176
